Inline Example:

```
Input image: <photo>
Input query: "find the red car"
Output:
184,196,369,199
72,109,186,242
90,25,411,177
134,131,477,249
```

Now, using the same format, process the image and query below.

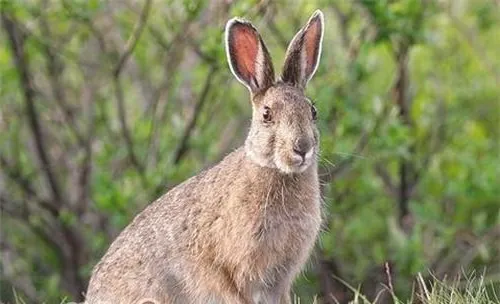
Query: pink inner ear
231,24,259,82
304,20,320,76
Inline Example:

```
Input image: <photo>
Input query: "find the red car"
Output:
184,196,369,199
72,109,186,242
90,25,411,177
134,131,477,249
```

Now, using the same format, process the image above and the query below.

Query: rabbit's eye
311,105,318,121
263,106,272,122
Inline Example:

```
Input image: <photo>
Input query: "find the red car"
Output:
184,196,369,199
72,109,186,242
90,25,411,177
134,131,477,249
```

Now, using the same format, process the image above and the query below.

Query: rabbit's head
225,11,324,174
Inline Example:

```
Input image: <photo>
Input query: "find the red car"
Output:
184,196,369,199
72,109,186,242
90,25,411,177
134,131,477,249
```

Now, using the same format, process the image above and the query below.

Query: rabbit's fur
85,10,325,304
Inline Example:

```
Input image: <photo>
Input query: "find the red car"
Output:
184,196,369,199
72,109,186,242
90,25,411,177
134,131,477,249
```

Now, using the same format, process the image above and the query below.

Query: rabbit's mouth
275,148,315,174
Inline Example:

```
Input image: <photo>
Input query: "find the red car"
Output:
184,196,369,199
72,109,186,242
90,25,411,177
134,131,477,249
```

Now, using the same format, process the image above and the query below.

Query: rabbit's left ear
281,10,324,89
225,18,275,94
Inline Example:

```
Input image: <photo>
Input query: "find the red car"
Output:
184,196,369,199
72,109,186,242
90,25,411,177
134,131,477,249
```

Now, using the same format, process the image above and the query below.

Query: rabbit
85,9,325,304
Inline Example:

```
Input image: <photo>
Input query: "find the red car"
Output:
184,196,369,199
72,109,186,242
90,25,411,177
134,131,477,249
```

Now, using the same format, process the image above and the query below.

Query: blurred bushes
0,0,499,302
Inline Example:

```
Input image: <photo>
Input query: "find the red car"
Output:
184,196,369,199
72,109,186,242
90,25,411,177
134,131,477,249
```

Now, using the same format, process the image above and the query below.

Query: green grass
312,272,500,304
7,272,500,304
409,273,500,304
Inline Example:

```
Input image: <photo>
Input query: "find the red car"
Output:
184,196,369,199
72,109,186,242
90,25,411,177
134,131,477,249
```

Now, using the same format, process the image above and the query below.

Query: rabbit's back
85,151,241,303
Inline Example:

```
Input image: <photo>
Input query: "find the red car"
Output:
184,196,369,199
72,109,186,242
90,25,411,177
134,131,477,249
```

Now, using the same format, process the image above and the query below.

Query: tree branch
113,0,152,77
61,0,108,54
111,0,152,174
2,13,66,209
0,194,65,266
393,45,414,224
113,76,145,173
36,16,87,148
374,163,397,197
173,66,218,165
75,84,96,216
0,154,59,216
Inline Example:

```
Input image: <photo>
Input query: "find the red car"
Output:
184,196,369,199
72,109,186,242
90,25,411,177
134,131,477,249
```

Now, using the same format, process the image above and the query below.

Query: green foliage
0,0,499,303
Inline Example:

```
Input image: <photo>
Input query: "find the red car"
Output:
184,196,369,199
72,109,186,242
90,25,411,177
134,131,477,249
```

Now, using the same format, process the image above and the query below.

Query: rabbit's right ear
225,18,275,94
281,10,324,90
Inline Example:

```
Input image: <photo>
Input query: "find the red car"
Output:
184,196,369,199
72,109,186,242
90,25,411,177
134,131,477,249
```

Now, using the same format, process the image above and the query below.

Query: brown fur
85,10,325,304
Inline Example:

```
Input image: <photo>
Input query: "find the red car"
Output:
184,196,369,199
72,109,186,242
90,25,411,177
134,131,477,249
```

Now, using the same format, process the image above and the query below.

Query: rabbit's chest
254,195,320,248
218,170,321,286
237,195,321,279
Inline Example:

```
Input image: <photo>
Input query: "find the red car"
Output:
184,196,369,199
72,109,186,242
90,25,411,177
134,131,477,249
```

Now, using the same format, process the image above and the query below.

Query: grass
310,271,500,304
410,272,500,304
6,272,500,304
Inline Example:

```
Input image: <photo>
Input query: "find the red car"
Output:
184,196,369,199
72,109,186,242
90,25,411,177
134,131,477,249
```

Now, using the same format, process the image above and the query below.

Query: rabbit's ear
281,10,324,89
225,18,275,94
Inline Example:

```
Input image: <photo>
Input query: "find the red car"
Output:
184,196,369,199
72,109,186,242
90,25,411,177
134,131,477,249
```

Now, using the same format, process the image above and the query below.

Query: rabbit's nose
293,147,306,158
293,138,311,158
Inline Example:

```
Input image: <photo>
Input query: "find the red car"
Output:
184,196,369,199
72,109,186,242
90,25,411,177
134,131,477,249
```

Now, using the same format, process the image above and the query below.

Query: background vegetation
0,0,499,303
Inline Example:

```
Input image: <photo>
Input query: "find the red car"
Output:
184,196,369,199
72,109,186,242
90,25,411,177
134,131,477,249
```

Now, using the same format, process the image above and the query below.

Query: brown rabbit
85,10,325,304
